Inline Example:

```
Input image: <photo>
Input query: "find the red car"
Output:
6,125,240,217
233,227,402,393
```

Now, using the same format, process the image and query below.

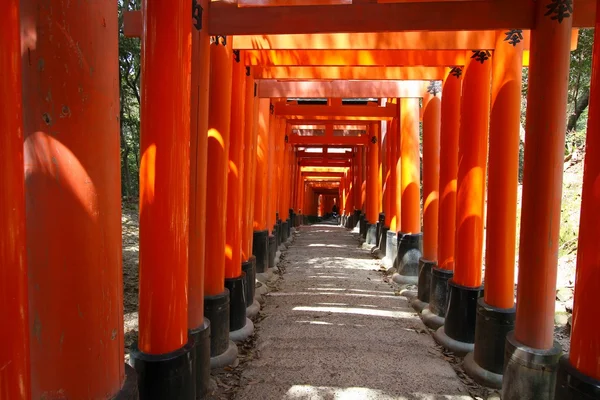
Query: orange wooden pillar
556,5,600,394
242,67,260,316
20,0,133,395
379,119,390,248
253,98,271,273
464,31,523,387
1,2,30,398
394,97,422,284
365,124,380,244
434,50,491,355
384,102,400,266
280,141,291,242
266,102,279,268
504,3,573,398
204,38,238,366
225,56,253,341
413,88,441,312
422,68,462,330
188,1,211,394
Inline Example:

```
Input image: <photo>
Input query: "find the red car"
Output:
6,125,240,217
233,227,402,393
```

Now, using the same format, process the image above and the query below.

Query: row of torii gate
2,0,600,399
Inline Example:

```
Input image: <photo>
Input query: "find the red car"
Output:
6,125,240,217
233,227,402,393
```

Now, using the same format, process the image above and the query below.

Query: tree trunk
567,89,590,133
119,73,132,199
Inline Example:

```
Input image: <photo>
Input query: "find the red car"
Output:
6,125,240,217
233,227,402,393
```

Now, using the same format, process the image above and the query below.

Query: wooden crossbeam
258,80,429,98
291,135,368,145
254,66,446,80
210,0,593,35
277,103,396,118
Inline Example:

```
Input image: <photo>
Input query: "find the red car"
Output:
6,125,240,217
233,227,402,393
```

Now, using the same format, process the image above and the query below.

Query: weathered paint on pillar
242,68,258,260
225,58,246,279
21,0,125,394
400,98,420,233
484,31,523,309
253,98,270,231
1,1,30,397
453,51,492,288
366,124,381,224
422,92,441,262
138,0,191,354
188,0,210,328
570,9,600,379
205,40,233,296
515,3,573,350
437,68,462,270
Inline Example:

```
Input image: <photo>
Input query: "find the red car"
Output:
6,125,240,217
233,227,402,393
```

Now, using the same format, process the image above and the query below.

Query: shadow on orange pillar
504,3,573,398
21,0,133,395
413,89,440,313
0,2,30,398
188,1,211,394
556,5,600,392
395,98,422,285
433,50,491,356
253,98,270,273
464,31,523,388
204,38,239,363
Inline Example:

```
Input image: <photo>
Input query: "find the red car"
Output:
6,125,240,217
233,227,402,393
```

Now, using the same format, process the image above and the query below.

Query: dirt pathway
234,224,472,400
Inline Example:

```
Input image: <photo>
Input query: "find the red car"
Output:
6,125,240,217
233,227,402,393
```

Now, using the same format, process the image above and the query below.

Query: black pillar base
366,223,378,245
555,355,600,399
129,340,195,400
275,222,281,248
379,226,389,255
395,233,422,284
422,267,453,329
204,289,230,357
502,331,562,400
433,280,482,356
287,217,291,237
242,257,256,308
225,274,247,332
115,363,139,399
282,221,289,243
384,230,398,267
412,258,434,313
463,299,516,389
252,230,268,273
268,234,276,270
353,210,361,229
189,318,211,399
376,213,385,247
359,214,366,238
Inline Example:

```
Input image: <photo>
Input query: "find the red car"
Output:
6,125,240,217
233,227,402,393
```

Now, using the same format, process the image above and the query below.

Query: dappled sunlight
307,243,350,248
284,385,473,400
268,291,400,300
292,305,416,319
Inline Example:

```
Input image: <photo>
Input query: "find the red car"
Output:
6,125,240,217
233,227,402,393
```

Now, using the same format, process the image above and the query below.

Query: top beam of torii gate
208,0,595,35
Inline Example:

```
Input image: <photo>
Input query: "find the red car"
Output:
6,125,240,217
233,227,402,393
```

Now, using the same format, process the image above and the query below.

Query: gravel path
235,224,471,400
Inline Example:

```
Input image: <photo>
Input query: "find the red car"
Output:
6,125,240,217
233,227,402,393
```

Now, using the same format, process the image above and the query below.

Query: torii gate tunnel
2,0,600,399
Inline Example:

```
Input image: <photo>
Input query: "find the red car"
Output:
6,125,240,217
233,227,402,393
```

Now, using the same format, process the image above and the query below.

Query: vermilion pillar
21,0,132,396
556,5,600,394
434,50,491,356
379,120,391,250
266,102,280,268
204,38,238,366
188,1,211,394
242,68,259,317
225,57,253,341
412,89,441,313
394,98,422,285
464,31,523,388
435,50,492,353
365,124,380,245
384,103,400,267
423,68,462,330
504,2,573,398
253,98,271,273
1,2,30,398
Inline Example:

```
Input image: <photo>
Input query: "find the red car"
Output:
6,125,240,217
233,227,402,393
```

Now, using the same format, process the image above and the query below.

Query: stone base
433,325,474,356
502,331,562,400
410,298,429,313
246,299,260,319
441,280,482,354
421,306,445,330
189,319,211,399
464,351,503,389
210,341,238,369
115,363,138,399
392,272,418,285
366,223,378,245
230,318,254,343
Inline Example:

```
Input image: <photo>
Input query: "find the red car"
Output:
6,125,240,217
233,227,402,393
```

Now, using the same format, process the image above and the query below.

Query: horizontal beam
255,66,447,80
277,103,396,118
291,134,367,145
232,30,579,50
301,166,348,173
211,0,593,36
301,172,345,177
259,80,429,98
245,49,532,67
299,160,353,167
